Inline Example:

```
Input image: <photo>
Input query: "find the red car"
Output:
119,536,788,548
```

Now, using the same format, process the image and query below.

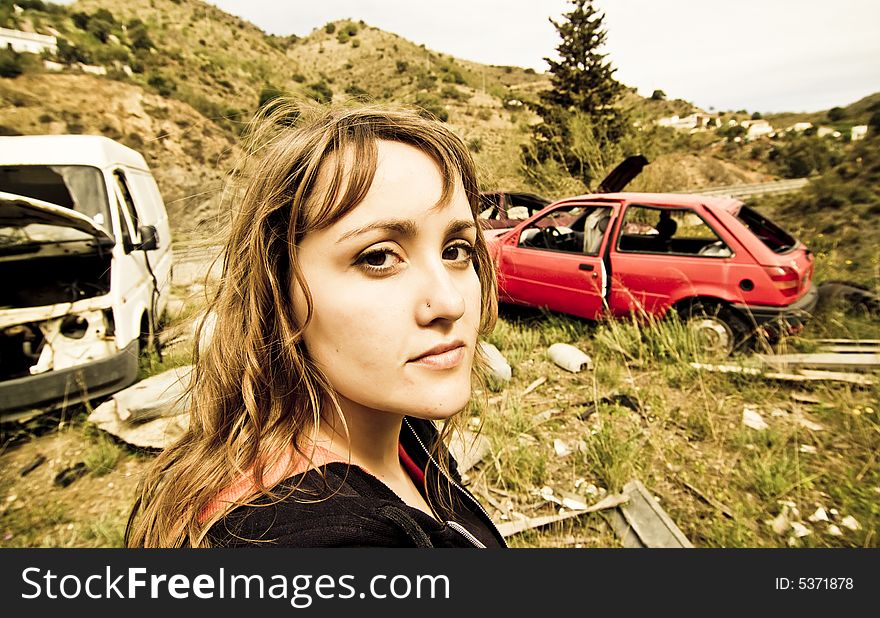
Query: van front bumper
733,283,820,333
0,340,139,419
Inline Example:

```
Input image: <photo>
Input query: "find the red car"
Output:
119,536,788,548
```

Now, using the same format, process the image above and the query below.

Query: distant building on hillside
656,113,715,131
788,122,813,133
817,127,842,138
0,26,57,55
744,119,774,140
851,125,868,141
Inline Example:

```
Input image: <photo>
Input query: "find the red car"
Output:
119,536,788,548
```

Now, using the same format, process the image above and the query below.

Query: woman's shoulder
205,463,440,547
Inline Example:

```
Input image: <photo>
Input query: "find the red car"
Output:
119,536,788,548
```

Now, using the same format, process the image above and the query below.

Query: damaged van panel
0,135,173,420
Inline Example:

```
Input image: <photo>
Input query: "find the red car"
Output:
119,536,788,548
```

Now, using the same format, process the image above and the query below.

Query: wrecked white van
0,135,172,420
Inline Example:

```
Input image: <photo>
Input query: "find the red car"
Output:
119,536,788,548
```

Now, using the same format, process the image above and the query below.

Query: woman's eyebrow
336,218,475,243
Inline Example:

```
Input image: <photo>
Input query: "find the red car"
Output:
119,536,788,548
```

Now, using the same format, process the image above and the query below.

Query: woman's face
293,140,482,421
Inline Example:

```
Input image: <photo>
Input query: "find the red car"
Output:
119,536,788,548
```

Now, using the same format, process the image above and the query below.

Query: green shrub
414,94,447,122
344,84,369,100
396,60,408,73
324,22,336,34
292,73,305,83
258,84,285,109
0,47,24,77
306,81,333,104
147,74,176,96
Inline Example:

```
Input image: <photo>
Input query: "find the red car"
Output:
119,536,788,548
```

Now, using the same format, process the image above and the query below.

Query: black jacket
207,418,507,548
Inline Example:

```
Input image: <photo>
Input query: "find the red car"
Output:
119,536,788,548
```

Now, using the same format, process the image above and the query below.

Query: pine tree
523,0,628,188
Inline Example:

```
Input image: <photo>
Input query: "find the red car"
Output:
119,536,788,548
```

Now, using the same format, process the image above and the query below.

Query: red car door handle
579,263,594,271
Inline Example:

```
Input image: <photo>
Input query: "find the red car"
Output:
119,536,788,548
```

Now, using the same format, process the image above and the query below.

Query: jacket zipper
446,520,486,548
404,418,508,548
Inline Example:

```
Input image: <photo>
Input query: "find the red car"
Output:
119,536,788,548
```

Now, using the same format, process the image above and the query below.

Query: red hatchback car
484,192,818,354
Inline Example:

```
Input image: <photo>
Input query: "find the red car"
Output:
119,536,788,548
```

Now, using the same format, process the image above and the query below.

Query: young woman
126,102,506,548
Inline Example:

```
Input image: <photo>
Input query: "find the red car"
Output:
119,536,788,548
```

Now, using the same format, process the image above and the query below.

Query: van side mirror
136,225,159,251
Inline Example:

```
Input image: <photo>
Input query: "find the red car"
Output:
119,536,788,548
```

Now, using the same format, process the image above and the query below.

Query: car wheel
681,302,748,357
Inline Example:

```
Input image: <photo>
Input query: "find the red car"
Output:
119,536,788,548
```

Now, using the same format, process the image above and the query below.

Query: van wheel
681,302,748,357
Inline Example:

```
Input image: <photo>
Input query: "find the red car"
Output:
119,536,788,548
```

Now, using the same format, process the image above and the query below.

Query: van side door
109,168,150,347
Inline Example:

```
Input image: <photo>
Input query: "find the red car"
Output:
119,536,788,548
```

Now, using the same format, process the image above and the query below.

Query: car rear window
734,205,797,253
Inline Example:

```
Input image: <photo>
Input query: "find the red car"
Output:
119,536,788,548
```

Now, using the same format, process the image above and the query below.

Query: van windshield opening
0,165,112,237
734,205,797,253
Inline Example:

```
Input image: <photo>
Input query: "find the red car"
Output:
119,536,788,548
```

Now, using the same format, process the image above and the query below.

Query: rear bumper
0,340,139,419
733,283,819,332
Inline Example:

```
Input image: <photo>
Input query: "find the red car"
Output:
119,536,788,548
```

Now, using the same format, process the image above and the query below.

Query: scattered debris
88,365,192,449
18,454,46,477
553,439,572,458
522,376,547,396
53,462,87,488
840,515,861,531
606,479,694,548
448,430,490,474
598,392,640,412
799,444,818,454
795,415,825,432
496,492,627,538
808,507,828,523
827,524,843,536
547,343,593,373
742,406,769,430
770,511,791,535
790,521,812,538
479,342,512,384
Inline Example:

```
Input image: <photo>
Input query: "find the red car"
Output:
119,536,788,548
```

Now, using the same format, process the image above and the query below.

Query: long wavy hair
126,101,498,547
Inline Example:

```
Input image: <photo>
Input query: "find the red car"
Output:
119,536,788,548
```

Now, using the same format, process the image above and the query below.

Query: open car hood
0,191,114,244
596,155,649,193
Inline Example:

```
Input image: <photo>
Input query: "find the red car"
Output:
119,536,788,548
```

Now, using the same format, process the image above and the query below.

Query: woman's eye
443,241,475,263
355,248,402,273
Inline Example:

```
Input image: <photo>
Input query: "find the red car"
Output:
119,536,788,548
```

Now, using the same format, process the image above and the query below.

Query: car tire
681,301,749,357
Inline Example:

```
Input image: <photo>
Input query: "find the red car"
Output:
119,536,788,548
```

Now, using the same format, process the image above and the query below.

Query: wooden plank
774,369,874,386
691,362,874,386
815,345,880,354
616,479,694,548
813,339,880,345
757,353,880,372
495,493,628,538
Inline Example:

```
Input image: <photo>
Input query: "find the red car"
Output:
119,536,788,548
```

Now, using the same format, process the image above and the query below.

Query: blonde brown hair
126,101,497,547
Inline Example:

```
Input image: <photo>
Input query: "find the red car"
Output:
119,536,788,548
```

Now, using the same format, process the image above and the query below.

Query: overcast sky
59,0,880,113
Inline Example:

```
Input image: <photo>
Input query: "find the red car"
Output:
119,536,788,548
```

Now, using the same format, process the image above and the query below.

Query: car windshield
735,205,797,253
0,165,112,236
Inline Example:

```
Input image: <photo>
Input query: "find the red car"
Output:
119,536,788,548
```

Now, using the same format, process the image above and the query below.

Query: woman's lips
408,345,466,369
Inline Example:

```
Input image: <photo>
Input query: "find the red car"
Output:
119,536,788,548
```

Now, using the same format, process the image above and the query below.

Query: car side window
517,205,588,254
618,205,731,257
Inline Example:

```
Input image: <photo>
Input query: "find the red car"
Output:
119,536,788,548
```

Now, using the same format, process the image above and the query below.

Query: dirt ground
0,419,151,547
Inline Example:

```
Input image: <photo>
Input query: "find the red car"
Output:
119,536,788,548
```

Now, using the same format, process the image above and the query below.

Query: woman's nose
417,261,466,325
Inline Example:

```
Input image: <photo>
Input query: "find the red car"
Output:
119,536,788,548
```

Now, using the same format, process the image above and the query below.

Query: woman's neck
313,397,405,477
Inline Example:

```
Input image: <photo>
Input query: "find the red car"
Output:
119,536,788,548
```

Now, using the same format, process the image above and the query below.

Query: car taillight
763,266,800,297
